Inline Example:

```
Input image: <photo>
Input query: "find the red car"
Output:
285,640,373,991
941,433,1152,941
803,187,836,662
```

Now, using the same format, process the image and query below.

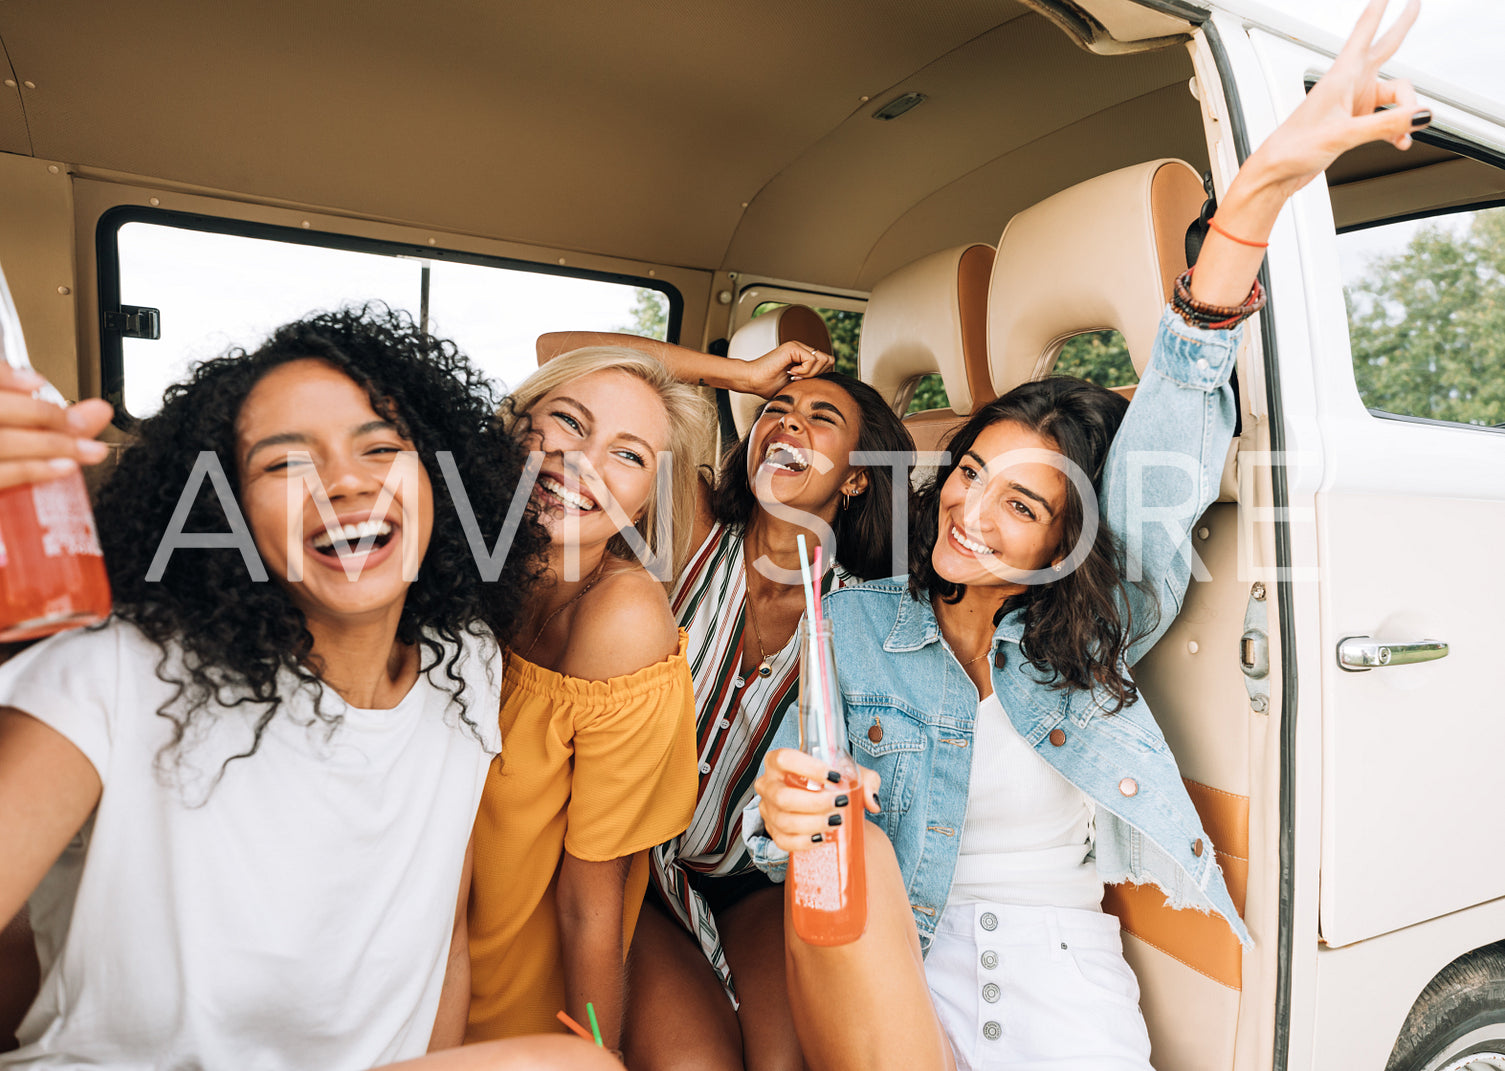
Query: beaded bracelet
1172,267,1266,330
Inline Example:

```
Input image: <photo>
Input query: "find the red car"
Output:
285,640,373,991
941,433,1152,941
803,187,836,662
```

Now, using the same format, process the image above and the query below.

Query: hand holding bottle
755,747,881,853
0,364,112,491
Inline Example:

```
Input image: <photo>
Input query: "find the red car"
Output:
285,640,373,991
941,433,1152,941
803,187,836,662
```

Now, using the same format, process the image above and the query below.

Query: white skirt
925,902,1154,1071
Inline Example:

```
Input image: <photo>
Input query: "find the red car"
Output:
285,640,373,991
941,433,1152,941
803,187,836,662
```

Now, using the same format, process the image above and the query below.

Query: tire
1387,945,1505,1071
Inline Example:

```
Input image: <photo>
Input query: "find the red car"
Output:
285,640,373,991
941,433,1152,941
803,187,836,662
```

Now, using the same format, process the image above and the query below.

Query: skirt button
983,1021,1002,1041
982,982,1001,1003
979,911,998,931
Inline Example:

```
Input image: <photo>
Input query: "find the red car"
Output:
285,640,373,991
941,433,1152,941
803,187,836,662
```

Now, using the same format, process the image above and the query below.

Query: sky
1232,0,1505,108
116,224,665,417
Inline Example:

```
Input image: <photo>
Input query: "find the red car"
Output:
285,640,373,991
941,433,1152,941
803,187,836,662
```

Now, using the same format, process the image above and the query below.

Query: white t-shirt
0,616,501,1071
946,693,1103,911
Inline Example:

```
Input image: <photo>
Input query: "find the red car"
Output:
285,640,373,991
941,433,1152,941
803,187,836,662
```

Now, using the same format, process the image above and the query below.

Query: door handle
1337,636,1449,671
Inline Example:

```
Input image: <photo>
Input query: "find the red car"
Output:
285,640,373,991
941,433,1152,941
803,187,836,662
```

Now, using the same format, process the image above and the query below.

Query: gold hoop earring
841,493,851,511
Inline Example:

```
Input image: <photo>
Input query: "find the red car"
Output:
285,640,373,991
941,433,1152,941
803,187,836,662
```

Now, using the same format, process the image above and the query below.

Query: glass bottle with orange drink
0,261,111,641
787,616,867,945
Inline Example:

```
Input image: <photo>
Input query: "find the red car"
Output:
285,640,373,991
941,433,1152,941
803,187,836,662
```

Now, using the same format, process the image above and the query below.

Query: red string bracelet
1206,216,1269,249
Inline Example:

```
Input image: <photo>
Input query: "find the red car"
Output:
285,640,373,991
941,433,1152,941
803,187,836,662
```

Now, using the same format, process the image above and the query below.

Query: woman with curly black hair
0,306,615,1071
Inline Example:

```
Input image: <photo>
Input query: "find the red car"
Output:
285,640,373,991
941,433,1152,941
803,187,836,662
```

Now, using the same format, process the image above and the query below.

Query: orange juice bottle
787,618,867,945
0,259,111,641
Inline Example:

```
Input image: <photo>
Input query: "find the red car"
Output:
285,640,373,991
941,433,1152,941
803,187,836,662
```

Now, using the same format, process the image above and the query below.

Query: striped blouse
648,522,847,1002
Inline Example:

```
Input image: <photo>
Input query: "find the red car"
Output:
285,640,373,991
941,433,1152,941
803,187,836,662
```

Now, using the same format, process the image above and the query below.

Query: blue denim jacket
744,307,1251,951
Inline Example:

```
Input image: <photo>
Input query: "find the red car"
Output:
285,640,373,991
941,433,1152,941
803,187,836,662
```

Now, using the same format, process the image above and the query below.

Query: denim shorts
925,902,1153,1071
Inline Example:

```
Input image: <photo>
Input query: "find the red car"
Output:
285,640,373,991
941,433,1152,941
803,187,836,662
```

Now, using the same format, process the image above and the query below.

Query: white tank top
946,693,1104,911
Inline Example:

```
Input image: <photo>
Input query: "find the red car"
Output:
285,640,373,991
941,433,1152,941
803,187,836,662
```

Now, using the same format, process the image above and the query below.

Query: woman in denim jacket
746,4,1430,1068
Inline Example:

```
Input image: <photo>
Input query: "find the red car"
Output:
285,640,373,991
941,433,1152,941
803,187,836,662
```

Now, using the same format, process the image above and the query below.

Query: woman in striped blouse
537,331,913,1070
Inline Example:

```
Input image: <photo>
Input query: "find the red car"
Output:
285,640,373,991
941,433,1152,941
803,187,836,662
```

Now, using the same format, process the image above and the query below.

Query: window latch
104,305,161,340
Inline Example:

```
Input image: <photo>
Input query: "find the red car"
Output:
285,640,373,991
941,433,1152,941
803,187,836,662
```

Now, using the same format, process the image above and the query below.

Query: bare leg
717,886,806,1071
784,827,954,1071
381,1035,620,1071
621,898,743,1071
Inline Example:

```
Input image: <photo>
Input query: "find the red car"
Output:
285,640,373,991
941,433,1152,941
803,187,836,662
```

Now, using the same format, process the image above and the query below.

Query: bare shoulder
558,564,679,681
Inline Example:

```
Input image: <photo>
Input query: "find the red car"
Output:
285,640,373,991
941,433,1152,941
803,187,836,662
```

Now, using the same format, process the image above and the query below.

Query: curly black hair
907,376,1155,713
96,304,548,783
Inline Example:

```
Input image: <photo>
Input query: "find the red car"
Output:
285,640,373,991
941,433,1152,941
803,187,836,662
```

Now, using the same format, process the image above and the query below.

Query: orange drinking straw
556,1010,595,1043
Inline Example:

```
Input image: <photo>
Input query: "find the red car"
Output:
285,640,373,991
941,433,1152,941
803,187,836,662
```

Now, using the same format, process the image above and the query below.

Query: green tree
617,287,668,339
1055,331,1137,388
815,307,861,377
1346,209,1505,426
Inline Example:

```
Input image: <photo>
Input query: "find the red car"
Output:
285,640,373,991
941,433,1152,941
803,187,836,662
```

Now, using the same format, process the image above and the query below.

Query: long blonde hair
501,346,714,583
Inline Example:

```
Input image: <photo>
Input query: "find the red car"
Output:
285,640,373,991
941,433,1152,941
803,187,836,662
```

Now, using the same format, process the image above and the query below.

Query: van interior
1,2,1501,1068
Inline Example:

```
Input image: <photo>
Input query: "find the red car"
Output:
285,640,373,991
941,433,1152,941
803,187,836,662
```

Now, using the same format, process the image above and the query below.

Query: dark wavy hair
96,304,548,782
707,372,914,581
907,377,1154,712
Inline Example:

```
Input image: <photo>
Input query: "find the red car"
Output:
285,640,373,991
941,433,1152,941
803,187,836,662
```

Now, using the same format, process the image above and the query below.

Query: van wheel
1387,946,1505,1071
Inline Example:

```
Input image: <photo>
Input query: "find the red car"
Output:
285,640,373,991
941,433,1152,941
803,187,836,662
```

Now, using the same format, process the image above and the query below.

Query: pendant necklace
737,544,777,689
737,593,774,689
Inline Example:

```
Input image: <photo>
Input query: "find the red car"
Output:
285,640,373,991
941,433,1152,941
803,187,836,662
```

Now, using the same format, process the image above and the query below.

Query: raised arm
1191,0,1425,305
536,331,833,399
1106,0,1428,663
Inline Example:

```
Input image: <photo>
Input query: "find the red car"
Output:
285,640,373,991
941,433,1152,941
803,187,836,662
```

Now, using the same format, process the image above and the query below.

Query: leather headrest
859,243,995,418
725,304,831,435
987,159,1204,393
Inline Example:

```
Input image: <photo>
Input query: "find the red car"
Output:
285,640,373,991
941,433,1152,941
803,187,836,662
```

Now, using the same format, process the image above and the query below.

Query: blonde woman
465,347,715,1055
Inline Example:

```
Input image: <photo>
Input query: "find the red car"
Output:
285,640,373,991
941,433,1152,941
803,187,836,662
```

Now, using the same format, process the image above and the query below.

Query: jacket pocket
848,702,926,840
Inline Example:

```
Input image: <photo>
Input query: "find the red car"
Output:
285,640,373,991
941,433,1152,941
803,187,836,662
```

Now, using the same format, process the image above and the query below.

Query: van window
104,214,677,419
1055,330,1137,388
1338,203,1505,427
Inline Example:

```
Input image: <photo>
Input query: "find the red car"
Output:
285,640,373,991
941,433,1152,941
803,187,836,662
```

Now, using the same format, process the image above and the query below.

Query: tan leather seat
857,243,995,457
985,159,1251,1071
988,158,1204,390
724,304,832,437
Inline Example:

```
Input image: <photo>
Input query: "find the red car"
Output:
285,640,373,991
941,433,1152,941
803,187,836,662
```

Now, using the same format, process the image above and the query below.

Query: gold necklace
521,560,607,659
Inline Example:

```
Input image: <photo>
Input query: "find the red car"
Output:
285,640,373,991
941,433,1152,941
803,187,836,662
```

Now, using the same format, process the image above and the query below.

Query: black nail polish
1411,109,1432,129
828,813,843,826
835,794,849,807
826,770,842,784
811,833,824,843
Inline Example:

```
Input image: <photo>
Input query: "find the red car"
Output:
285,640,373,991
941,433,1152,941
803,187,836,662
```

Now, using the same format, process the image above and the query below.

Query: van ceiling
0,1,1203,291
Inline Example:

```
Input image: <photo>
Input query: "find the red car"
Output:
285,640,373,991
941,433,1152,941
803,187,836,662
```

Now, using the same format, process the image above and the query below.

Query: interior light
871,91,927,121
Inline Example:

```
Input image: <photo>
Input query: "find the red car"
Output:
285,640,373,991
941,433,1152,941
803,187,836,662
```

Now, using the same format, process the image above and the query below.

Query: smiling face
237,359,434,626
931,418,1070,589
747,378,868,512
520,369,672,554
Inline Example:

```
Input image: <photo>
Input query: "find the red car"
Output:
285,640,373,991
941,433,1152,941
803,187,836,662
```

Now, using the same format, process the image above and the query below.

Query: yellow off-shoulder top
466,629,696,1041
